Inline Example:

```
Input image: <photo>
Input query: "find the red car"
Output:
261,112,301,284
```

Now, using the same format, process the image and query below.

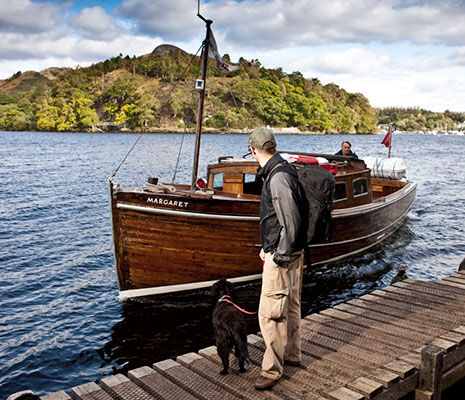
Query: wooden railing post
415,345,444,400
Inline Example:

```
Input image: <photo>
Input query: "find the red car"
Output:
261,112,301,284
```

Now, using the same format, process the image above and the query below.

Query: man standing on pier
247,127,307,391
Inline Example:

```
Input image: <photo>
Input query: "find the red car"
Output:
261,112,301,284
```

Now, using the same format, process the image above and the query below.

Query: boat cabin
206,153,377,209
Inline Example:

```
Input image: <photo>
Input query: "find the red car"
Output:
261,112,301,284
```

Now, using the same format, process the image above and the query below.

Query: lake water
1,131,464,398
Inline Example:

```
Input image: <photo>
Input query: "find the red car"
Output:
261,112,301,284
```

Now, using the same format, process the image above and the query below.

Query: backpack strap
263,162,288,189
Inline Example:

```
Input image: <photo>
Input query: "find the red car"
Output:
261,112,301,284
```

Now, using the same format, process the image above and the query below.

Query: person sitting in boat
335,141,358,158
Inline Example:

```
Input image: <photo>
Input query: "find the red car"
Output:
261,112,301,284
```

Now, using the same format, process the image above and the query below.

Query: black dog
211,279,250,375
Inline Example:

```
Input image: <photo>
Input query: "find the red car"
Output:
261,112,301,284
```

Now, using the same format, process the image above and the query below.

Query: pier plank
320,307,427,346
442,276,465,286
435,279,465,292
381,284,465,316
100,374,155,400
395,280,463,301
177,351,283,400
343,298,455,336
366,368,400,388
439,331,465,345
198,345,303,399
128,366,198,400
359,292,465,330
248,337,353,393
40,392,71,400
301,316,409,357
307,307,423,351
153,359,241,400
326,387,364,400
244,338,324,399
300,321,397,366
70,382,114,400
346,377,383,399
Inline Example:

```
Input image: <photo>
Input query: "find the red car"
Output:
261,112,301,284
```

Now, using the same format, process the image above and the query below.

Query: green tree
231,79,289,125
36,99,60,131
136,91,160,127
103,77,138,120
0,105,28,130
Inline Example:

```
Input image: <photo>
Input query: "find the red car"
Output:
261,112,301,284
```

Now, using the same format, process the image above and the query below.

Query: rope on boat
171,129,186,183
110,133,145,180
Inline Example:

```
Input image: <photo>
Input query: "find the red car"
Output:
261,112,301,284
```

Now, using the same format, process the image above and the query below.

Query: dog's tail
233,331,251,365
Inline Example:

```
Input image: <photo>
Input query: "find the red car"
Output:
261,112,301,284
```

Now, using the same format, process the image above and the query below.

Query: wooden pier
36,271,465,400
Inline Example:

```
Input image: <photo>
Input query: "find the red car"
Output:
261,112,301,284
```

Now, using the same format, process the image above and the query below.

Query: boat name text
147,197,189,208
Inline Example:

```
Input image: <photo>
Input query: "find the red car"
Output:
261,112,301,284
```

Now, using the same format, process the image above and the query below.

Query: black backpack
267,162,335,245
296,164,335,244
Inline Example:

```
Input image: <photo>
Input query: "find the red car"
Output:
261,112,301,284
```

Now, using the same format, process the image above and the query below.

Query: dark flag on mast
381,125,393,158
208,31,240,72
381,125,392,148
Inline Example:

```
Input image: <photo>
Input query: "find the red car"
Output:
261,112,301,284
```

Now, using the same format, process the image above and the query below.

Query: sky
1,0,465,112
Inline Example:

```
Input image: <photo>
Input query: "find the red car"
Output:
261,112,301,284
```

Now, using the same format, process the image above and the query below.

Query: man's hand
259,248,265,261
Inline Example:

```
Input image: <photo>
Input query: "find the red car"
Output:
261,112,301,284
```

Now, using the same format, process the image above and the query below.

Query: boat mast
192,13,212,186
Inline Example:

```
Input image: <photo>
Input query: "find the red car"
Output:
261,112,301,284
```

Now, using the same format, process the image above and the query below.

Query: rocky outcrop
152,44,188,56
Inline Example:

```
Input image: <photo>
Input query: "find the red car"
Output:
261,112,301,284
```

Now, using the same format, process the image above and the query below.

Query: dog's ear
225,280,235,298
211,280,220,301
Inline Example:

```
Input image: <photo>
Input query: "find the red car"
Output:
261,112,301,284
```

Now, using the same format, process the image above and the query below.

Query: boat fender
281,153,338,174
363,156,407,180
286,154,319,165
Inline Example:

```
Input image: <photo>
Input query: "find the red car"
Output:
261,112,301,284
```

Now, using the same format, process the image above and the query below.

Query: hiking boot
284,360,301,367
254,375,277,390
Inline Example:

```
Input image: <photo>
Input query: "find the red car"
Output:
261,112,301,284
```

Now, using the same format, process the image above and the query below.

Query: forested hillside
376,107,465,132
0,46,379,133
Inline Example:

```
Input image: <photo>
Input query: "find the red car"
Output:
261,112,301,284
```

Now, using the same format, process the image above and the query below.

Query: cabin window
334,182,347,202
213,173,223,190
244,174,256,184
353,177,368,197
243,174,262,195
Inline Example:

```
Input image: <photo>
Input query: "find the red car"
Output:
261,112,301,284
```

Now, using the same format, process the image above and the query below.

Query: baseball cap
246,127,276,150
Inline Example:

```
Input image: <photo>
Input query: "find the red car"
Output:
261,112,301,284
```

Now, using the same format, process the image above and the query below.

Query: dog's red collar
218,295,257,315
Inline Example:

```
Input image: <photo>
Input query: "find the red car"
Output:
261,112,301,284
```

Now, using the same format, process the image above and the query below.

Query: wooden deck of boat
41,271,465,400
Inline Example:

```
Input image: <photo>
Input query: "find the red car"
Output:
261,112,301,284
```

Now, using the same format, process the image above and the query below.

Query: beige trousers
258,250,304,380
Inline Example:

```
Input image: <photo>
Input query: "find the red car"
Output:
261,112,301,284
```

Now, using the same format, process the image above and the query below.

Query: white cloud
0,31,159,64
0,0,69,34
306,48,391,75
449,46,465,67
201,0,465,48
116,0,200,41
68,7,121,41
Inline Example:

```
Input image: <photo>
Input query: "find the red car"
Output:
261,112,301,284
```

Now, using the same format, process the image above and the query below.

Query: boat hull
110,181,416,299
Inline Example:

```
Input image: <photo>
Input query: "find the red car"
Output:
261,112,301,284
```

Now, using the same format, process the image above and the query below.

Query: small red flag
381,126,392,148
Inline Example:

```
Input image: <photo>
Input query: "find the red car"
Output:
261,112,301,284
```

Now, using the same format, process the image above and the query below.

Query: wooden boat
109,152,416,299
108,16,416,300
